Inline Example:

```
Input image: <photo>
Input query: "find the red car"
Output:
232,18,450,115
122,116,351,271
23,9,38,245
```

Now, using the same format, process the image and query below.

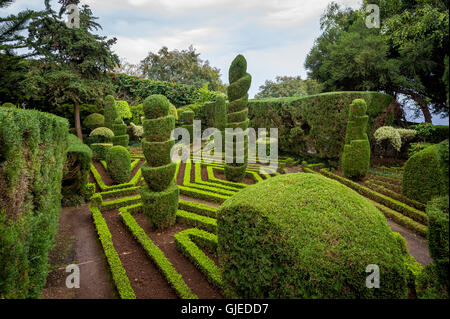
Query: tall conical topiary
104,95,118,130
111,117,129,148
224,54,251,182
342,99,370,180
140,94,178,230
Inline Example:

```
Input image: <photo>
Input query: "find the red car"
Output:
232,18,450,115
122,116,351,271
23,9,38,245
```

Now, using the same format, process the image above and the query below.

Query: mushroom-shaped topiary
224,54,251,182
342,98,370,180
218,173,411,298
84,113,105,131
140,94,179,229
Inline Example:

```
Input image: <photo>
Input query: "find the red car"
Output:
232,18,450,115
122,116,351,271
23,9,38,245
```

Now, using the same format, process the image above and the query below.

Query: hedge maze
87,145,297,298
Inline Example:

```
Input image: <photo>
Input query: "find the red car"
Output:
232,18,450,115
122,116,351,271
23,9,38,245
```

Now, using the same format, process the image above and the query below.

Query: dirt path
43,205,116,299
386,218,431,266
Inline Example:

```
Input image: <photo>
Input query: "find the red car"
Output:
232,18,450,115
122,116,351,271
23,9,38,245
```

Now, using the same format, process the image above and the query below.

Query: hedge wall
0,107,69,298
247,91,394,159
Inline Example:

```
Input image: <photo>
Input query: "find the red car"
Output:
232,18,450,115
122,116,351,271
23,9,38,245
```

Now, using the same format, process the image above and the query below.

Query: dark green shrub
90,143,113,161
248,92,393,159
342,99,370,180
143,116,175,142
181,109,194,124
225,55,251,182
217,173,409,299
104,95,118,130
111,118,129,148
402,140,448,204
83,113,104,131
62,134,93,205
416,196,449,298
143,94,170,119
140,94,179,229
106,145,131,184
0,107,68,298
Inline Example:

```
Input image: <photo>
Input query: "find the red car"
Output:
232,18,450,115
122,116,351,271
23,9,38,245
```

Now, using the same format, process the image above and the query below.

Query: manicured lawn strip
364,180,426,211
176,210,217,233
369,201,427,238
90,207,136,299
368,168,402,181
90,163,142,191
174,228,223,289
320,169,428,225
101,195,142,211
179,186,228,203
178,200,218,218
99,186,141,199
119,210,198,299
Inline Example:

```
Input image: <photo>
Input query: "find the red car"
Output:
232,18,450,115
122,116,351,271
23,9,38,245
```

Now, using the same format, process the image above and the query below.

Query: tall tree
305,1,449,122
140,45,226,92
255,76,322,98
21,0,119,140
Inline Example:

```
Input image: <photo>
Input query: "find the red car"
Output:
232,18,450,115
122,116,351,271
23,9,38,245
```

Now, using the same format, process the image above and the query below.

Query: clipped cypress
140,94,179,229
342,99,370,180
181,109,194,143
104,95,118,130
111,117,129,148
224,54,251,182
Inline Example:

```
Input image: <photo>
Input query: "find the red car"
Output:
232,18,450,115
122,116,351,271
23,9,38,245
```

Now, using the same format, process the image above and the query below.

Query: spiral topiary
104,95,118,130
224,54,251,182
342,99,370,180
140,94,179,229
111,117,129,148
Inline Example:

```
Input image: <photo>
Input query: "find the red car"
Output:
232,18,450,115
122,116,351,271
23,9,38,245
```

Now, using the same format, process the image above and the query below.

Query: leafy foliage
255,76,323,98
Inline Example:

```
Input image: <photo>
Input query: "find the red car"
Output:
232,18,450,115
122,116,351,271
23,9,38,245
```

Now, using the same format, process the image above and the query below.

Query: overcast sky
4,0,448,124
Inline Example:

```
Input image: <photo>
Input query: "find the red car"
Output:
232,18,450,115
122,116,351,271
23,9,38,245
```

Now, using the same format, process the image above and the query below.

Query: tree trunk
74,101,83,142
396,89,432,123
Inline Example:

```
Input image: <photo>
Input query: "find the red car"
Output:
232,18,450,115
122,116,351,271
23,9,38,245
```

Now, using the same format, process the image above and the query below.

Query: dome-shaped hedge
83,113,105,131
90,127,114,141
217,173,409,299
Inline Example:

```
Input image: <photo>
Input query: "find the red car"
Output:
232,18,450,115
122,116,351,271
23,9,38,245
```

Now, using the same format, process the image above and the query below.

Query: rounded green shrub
217,173,409,299
90,127,114,144
402,141,448,204
90,143,113,161
104,95,118,130
83,113,104,131
106,145,131,184
342,99,370,180
1,102,15,108
143,94,170,119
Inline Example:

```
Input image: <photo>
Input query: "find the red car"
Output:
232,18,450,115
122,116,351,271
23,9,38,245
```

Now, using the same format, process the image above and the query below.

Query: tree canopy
305,0,449,122
140,45,226,92
255,76,323,99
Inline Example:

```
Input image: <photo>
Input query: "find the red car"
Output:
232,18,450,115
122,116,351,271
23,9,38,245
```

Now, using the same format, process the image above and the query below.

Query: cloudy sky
4,0,448,123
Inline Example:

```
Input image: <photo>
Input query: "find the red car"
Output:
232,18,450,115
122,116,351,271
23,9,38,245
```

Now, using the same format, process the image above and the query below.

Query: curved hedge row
248,91,393,159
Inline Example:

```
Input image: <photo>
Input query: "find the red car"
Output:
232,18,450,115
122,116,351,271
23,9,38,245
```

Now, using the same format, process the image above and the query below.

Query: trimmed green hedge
106,145,131,184
248,91,393,159
90,143,113,161
141,182,179,230
104,95,118,130
141,162,176,192
342,99,370,180
143,116,175,142
62,134,93,204
217,173,409,298
0,107,68,298
402,140,449,204
83,113,105,131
